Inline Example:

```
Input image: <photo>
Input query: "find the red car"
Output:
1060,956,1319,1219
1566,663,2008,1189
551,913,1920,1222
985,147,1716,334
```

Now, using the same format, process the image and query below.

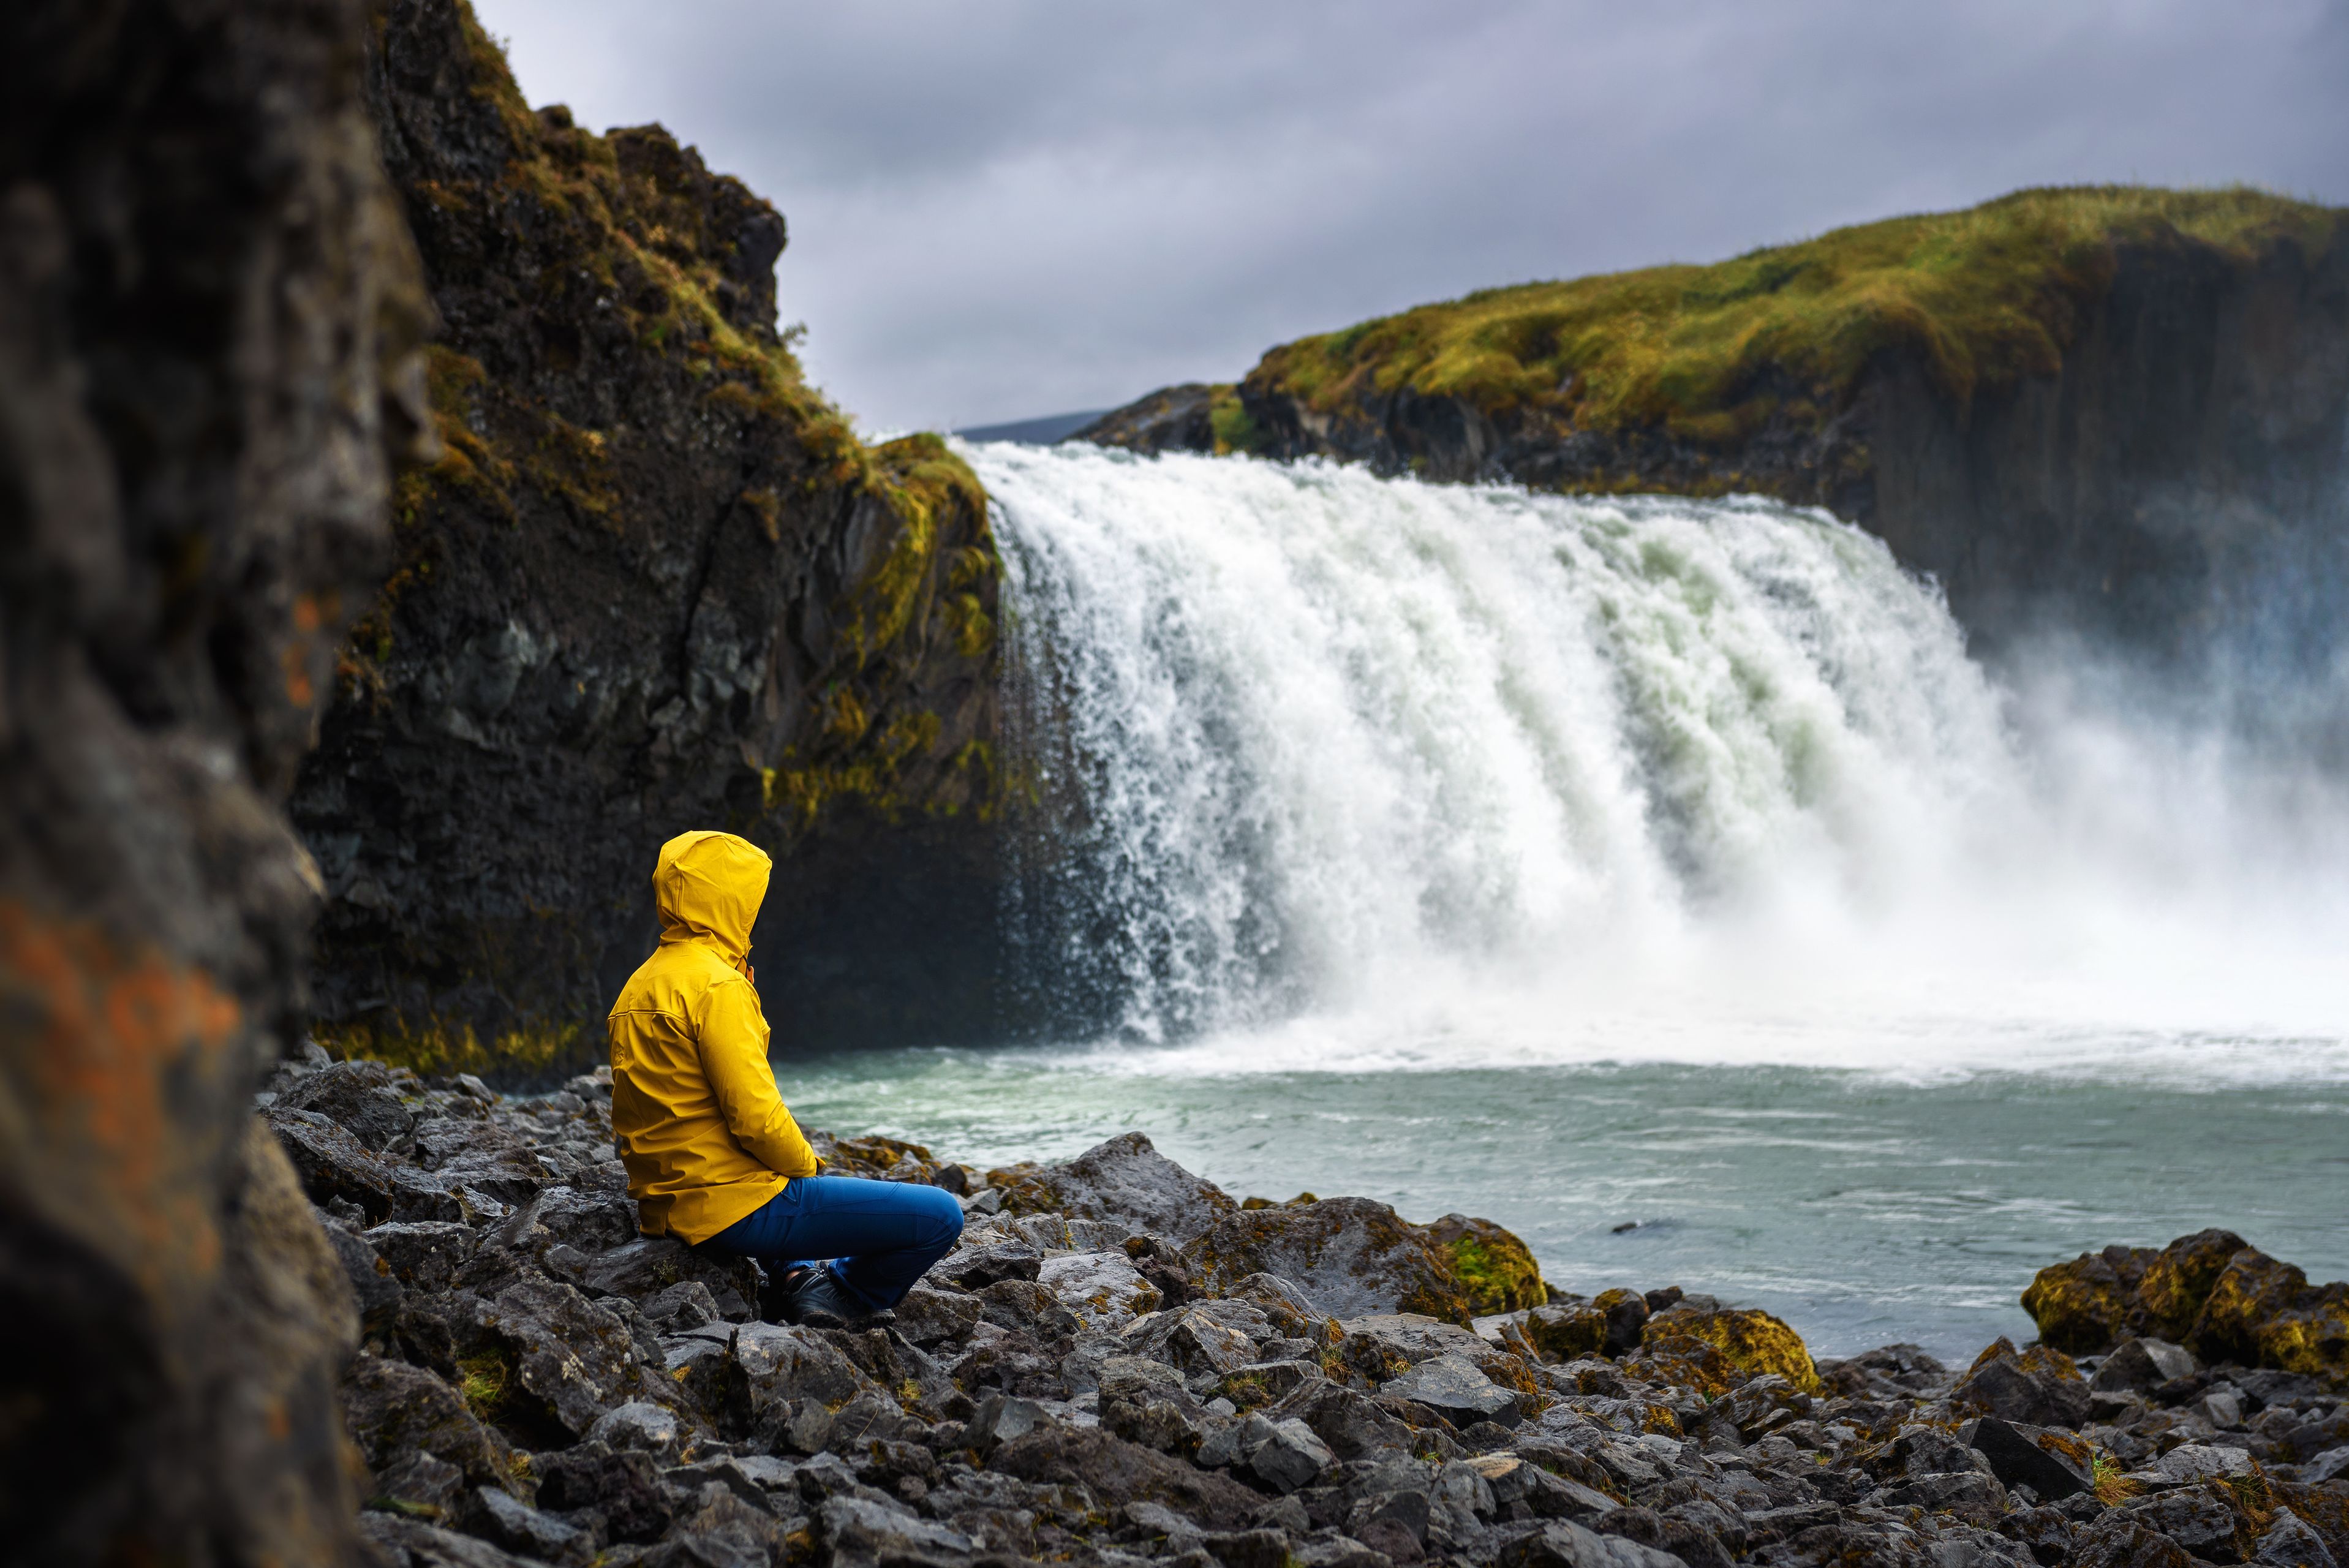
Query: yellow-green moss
319,1014,582,1080
1207,384,1265,456
1423,1215,1547,1316
1640,1306,1820,1395
1252,186,2342,444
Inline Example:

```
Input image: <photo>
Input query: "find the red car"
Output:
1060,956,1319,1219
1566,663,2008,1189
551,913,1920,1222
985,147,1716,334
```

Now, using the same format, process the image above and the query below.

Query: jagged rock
369,1221,481,1292
2094,1336,2200,1391
533,1442,675,1544
2259,1511,2341,1568
273,1108,401,1221
1817,1342,1948,1398
278,1060,419,1151
1039,1248,1164,1329
821,1494,975,1568
360,1513,550,1568
1386,1354,1523,1429
2108,1485,2252,1563
1497,1518,1688,1568
1967,1417,2094,1499
895,1284,985,1347
1128,1304,1265,1378
932,1231,1045,1289
1630,1302,1818,1395
344,1355,521,1498
992,1133,1237,1243
453,1485,590,1564
1593,1504,1739,1568
1272,1381,1423,1461
665,1481,797,1568
2125,1444,2258,1487
322,1210,408,1332
725,1322,871,1431
990,1425,1265,1529
576,1237,756,1321
586,1400,682,1458
1955,1340,2092,1428
452,1279,647,1441
2192,1251,2349,1382
976,1277,1082,1338
1417,1215,1547,1316
1248,1417,1337,1493
1186,1197,1473,1324
1524,1289,1650,1362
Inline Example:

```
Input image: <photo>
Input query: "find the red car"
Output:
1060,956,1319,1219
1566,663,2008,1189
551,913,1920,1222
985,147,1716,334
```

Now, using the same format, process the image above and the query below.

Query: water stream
784,441,2349,1359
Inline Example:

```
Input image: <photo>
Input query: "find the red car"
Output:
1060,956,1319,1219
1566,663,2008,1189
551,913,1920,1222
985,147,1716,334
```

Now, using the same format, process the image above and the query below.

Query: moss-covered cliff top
1247,186,2345,444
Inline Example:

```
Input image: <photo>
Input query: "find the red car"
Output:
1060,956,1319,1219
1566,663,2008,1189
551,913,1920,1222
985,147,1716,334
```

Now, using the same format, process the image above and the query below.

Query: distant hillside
1089,187,2349,657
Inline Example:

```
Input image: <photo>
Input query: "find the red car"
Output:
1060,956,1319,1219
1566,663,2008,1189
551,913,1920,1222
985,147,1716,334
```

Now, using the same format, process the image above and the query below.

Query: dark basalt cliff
1090,192,2349,663
292,1,1010,1071
0,0,433,1557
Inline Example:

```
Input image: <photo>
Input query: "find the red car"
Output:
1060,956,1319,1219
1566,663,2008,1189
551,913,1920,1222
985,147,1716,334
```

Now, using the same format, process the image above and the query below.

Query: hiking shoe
782,1269,894,1329
756,1264,815,1324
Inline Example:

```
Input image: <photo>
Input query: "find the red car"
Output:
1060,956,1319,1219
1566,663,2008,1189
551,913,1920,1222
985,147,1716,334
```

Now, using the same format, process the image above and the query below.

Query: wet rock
1387,1354,1523,1429
322,1211,408,1333
1187,1197,1473,1324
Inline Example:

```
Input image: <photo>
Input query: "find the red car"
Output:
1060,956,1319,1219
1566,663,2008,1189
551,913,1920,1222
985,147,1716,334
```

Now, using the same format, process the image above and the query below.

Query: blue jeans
700,1175,963,1311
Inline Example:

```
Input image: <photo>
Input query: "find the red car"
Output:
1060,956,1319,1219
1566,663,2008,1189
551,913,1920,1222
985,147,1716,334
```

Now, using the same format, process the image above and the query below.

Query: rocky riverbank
262,1051,2349,1568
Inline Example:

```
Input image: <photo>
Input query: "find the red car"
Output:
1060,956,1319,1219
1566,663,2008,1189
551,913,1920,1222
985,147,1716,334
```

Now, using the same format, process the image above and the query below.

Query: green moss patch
1250,186,2342,443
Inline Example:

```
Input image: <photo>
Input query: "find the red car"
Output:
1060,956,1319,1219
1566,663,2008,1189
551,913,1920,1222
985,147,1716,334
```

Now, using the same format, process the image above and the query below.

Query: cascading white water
968,440,2349,1073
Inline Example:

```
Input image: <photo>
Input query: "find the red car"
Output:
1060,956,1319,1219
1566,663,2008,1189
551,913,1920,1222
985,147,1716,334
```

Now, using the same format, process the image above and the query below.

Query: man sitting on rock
608,828,963,1327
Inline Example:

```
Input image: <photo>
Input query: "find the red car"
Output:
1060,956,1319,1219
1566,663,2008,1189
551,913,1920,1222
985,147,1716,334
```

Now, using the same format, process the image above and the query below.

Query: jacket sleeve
697,976,821,1178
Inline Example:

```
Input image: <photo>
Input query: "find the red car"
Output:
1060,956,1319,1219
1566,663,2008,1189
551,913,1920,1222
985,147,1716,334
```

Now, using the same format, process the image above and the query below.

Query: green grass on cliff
1250,186,2343,444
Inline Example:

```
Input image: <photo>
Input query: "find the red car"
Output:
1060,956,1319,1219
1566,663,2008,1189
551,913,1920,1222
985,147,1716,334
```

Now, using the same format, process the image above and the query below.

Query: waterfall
967,441,2349,1066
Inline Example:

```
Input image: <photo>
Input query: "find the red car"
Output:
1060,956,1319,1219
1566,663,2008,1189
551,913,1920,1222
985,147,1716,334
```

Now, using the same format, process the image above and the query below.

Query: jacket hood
652,830,771,966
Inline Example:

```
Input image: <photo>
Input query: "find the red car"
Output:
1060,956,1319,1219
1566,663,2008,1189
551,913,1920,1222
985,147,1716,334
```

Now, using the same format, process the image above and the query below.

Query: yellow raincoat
608,829,819,1242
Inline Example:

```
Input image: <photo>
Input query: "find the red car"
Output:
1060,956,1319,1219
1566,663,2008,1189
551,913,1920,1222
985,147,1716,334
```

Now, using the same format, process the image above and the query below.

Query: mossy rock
2141,1229,2252,1339
2022,1243,2159,1353
2190,1252,2349,1385
1524,1302,1609,1362
1638,1305,1819,1396
1422,1214,1545,1316
1183,1197,1473,1326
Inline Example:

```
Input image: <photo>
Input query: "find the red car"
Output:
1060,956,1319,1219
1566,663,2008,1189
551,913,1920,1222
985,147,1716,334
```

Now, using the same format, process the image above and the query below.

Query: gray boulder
1386,1354,1521,1429
1003,1133,1237,1243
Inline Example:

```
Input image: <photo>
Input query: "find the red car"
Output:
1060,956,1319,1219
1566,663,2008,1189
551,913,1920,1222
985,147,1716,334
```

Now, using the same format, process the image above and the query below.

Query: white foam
966,440,2349,1079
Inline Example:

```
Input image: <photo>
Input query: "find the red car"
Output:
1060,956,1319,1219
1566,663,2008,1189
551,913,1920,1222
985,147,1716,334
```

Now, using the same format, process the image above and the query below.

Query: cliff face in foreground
0,0,431,1558
1093,189,2349,661
292,0,1009,1071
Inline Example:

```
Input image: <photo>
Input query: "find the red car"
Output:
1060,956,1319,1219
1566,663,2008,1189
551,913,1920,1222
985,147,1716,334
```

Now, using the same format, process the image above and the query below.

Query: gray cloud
472,0,2349,431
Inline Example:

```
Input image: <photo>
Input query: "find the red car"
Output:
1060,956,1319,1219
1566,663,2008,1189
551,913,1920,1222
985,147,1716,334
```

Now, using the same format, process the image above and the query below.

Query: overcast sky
472,0,2349,434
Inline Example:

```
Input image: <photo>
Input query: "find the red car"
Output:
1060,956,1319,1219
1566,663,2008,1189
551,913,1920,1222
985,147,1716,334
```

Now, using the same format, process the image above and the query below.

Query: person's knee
916,1185,964,1251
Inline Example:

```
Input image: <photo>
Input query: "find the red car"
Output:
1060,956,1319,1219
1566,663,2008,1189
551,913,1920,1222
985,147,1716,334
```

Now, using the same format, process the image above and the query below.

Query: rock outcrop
2026,1230,2349,1384
1084,189,2349,664
264,1063,2349,1568
0,0,435,1558
291,0,1008,1071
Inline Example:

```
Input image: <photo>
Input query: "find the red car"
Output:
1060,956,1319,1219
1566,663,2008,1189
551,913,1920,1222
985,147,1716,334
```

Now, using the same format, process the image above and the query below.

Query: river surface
780,442,2349,1365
